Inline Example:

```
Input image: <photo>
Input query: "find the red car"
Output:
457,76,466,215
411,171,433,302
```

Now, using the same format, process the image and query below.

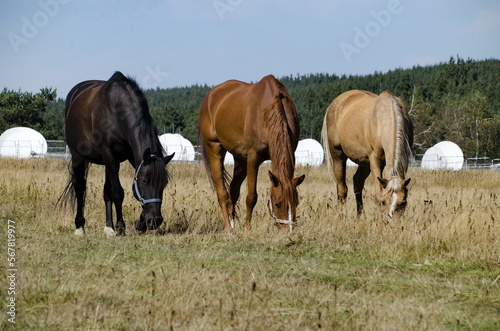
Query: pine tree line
1,56,499,158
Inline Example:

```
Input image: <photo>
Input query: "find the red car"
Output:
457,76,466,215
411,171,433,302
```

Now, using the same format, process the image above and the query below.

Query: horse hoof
116,227,126,236
104,226,116,238
74,228,85,236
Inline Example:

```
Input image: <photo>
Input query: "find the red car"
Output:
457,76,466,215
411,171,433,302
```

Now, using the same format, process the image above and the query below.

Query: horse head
267,171,305,232
377,177,411,217
133,148,175,232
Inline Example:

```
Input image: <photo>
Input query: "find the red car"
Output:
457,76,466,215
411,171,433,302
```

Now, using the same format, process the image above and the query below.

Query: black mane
105,72,164,156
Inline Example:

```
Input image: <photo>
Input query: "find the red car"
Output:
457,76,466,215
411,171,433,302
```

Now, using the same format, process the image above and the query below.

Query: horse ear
163,153,175,165
268,171,281,188
402,178,411,187
292,174,305,187
143,148,152,162
377,177,389,188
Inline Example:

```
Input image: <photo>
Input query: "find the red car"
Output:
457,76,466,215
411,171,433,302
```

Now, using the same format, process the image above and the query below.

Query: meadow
0,157,498,330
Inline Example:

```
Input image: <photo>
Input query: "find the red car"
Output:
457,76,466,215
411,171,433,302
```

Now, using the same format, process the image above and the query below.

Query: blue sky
1,0,499,99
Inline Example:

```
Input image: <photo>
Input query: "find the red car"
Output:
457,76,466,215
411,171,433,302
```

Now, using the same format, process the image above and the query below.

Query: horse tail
321,109,334,178
56,159,89,209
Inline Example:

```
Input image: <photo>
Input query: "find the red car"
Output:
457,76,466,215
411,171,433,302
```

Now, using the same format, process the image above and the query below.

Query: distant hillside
144,56,500,158
2,56,499,158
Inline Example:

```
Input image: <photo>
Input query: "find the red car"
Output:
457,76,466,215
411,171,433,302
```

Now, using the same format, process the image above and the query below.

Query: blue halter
133,155,163,206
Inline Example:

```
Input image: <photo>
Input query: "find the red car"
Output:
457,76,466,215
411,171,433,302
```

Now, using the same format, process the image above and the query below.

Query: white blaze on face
389,192,398,218
269,199,294,232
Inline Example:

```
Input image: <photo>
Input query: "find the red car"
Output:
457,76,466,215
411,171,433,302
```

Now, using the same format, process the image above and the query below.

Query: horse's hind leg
353,165,370,215
206,142,234,232
331,153,348,204
72,158,88,235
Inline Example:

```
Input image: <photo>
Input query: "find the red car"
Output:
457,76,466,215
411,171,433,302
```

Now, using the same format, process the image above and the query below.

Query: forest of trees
1,56,499,159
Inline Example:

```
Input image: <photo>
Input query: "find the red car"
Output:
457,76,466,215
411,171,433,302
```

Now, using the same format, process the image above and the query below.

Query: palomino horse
321,90,413,217
62,72,174,236
198,75,305,232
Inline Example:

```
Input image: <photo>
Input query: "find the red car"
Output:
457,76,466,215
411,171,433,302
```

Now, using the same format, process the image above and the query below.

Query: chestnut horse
321,90,413,217
62,72,174,237
198,75,305,232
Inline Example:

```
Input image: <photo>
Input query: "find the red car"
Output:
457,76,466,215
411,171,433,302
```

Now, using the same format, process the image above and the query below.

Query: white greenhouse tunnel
158,133,195,161
0,127,48,158
421,141,464,170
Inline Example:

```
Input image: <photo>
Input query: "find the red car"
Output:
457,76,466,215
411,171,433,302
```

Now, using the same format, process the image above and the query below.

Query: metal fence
4,140,500,170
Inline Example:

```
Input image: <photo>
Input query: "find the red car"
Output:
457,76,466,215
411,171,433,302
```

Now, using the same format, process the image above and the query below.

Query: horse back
199,75,297,157
325,90,387,163
65,80,105,116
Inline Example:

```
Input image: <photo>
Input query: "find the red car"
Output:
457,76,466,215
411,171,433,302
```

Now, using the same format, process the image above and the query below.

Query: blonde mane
390,95,412,179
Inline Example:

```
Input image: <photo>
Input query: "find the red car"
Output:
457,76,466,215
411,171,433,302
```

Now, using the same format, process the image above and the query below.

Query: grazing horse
321,90,413,217
62,72,174,237
198,75,305,232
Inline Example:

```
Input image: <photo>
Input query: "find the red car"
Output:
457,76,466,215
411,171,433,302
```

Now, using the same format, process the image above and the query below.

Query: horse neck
386,96,411,179
267,98,296,182
130,124,163,168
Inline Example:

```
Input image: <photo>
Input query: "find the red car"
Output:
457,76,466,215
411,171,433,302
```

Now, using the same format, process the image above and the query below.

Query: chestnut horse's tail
321,109,334,179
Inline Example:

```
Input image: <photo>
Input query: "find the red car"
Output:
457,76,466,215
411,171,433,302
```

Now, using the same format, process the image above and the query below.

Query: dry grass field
0,157,499,330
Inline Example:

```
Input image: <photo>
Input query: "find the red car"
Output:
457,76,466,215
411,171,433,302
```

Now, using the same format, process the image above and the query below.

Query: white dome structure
346,158,358,167
0,127,47,158
224,152,234,165
295,139,324,166
158,133,195,161
421,141,464,170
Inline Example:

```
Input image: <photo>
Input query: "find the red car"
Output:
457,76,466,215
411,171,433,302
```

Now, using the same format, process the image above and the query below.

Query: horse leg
72,158,88,235
368,156,384,205
353,165,370,215
103,161,125,237
206,143,234,232
331,153,348,204
229,159,247,221
243,156,260,230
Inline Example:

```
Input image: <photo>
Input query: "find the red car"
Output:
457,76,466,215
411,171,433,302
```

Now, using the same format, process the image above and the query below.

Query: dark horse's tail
57,159,90,209
57,81,92,209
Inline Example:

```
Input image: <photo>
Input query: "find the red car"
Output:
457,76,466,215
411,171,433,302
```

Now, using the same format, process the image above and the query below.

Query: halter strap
133,155,163,206
268,198,294,233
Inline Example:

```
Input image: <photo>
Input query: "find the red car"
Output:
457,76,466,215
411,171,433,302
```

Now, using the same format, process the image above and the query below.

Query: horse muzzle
135,216,163,232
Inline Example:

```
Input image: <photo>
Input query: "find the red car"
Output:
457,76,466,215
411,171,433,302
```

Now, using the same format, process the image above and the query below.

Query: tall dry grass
0,157,498,330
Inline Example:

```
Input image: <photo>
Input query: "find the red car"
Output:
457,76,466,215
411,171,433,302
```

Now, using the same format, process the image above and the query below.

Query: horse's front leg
369,155,384,207
229,159,247,222
243,157,260,230
103,161,125,237
353,165,370,215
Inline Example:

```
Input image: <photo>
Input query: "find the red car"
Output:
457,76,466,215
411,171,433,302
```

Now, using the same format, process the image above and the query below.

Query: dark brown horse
62,72,174,237
198,75,305,232
321,90,413,217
